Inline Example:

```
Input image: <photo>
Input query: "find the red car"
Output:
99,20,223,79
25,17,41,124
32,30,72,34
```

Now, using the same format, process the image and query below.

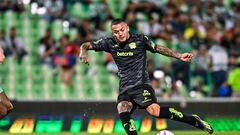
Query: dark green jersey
91,33,157,94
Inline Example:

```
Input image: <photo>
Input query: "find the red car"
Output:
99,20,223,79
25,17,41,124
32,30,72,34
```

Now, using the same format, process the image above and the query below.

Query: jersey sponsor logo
117,52,134,56
129,42,136,49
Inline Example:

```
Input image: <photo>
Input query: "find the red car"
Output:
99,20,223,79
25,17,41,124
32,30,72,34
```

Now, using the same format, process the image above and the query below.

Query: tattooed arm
155,45,193,62
79,42,93,64
79,38,109,64
155,45,182,59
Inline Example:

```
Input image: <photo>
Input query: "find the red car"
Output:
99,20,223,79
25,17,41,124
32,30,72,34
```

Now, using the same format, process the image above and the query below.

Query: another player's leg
117,101,138,135
0,91,13,118
146,103,213,134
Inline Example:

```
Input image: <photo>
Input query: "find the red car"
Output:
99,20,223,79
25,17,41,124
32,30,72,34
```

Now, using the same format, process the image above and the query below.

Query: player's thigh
129,84,157,109
0,92,13,110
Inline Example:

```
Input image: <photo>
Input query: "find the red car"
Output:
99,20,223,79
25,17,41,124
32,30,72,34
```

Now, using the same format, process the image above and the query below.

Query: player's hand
179,53,193,62
79,52,89,65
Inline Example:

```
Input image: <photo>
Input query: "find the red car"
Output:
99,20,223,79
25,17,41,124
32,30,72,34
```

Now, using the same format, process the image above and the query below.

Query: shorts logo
129,42,136,49
142,90,152,103
143,90,151,96
142,97,152,103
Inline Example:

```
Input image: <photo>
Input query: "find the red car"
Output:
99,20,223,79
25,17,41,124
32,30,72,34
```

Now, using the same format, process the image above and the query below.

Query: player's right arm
79,38,110,64
79,42,93,64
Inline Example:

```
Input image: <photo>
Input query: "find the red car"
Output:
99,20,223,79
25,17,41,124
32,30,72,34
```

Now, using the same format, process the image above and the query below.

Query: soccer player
0,46,13,119
79,19,213,134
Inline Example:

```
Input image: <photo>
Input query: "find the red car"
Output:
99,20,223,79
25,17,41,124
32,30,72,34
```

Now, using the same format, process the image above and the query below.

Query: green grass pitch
0,131,239,135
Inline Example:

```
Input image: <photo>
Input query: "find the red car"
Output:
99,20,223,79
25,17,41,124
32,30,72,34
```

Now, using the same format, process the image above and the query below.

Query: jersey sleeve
91,38,110,52
143,35,157,53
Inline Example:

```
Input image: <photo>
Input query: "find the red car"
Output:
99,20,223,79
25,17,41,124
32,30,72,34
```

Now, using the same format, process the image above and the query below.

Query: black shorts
117,84,157,111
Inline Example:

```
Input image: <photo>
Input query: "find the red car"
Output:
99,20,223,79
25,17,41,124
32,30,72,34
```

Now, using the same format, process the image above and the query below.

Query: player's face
111,22,130,43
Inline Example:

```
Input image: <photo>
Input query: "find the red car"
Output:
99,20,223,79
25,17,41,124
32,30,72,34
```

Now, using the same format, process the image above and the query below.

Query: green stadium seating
14,81,27,99
99,85,112,98
82,85,95,98
69,28,78,41
48,82,62,99
70,2,91,19
81,76,96,98
2,11,18,32
107,0,129,18
31,84,45,99
65,87,79,99
97,74,109,85
37,19,49,39
0,75,10,93
0,10,119,101
52,20,63,40
0,61,9,75
0,13,3,30
78,64,87,75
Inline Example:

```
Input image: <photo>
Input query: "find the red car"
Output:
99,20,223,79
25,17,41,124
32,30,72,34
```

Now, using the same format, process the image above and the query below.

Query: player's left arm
155,45,193,62
143,35,193,62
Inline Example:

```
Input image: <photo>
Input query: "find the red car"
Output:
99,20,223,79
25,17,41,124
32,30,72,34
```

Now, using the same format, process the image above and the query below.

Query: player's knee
117,101,133,113
147,103,160,117
153,108,160,117
147,108,154,116
148,109,159,117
